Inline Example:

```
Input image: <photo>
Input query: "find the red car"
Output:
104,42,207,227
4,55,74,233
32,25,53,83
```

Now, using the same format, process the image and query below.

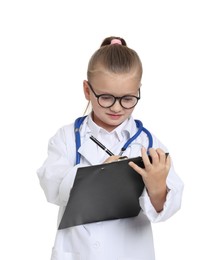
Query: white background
0,0,221,259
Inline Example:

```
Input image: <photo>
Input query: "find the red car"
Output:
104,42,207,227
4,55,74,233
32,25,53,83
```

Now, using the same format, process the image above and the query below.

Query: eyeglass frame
87,81,141,109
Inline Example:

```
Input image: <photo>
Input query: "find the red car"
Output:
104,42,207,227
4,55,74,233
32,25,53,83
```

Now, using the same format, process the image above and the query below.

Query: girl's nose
109,99,122,112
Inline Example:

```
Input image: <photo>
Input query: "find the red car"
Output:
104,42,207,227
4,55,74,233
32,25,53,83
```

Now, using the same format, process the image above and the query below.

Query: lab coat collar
77,114,137,165
87,112,131,142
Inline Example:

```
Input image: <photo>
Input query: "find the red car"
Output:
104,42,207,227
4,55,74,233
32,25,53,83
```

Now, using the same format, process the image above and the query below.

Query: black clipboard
58,156,145,229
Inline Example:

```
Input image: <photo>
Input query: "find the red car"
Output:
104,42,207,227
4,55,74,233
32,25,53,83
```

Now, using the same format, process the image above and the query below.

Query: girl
37,36,184,260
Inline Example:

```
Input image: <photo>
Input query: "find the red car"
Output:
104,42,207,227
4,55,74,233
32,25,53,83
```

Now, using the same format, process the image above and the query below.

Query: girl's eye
123,96,134,102
100,95,114,101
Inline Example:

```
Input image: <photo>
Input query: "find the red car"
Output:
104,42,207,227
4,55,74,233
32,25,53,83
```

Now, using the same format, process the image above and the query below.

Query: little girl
37,36,184,260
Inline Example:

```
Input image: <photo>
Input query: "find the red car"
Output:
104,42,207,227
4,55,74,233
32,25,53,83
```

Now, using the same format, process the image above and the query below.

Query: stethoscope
74,116,153,165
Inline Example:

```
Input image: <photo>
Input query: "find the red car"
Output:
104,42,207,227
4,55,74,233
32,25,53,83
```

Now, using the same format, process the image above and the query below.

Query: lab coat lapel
78,138,100,165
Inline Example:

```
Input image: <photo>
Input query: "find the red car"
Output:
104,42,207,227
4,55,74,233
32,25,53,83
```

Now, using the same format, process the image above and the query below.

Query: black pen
90,135,114,156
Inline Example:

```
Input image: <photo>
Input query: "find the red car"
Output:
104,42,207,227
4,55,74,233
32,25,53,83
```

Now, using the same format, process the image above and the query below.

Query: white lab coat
37,115,184,260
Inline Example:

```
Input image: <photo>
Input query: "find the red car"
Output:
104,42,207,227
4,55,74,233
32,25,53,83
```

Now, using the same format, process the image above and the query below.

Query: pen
90,135,114,156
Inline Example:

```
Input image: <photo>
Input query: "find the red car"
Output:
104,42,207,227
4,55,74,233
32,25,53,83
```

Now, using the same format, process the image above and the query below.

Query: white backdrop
0,1,221,259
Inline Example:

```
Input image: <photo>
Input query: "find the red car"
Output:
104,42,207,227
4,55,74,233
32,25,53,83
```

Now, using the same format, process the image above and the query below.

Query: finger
148,148,159,165
104,155,119,163
141,147,152,167
128,161,144,176
156,148,167,164
166,153,171,168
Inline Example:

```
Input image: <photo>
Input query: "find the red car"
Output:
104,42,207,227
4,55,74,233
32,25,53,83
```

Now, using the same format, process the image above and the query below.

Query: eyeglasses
87,81,140,109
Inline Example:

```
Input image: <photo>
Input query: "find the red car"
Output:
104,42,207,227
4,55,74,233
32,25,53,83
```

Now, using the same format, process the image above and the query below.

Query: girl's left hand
129,147,171,211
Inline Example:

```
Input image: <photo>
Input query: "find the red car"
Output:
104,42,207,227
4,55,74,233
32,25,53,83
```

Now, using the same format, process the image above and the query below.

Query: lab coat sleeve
37,127,81,206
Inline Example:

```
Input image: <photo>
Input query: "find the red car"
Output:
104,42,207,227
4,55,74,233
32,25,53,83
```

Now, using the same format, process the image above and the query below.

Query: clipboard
58,156,145,229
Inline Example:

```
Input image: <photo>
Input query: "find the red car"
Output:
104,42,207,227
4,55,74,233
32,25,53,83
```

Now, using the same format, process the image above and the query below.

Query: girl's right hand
103,155,128,164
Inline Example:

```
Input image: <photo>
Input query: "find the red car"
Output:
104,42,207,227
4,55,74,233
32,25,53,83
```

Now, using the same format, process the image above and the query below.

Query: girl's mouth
107,113,122,120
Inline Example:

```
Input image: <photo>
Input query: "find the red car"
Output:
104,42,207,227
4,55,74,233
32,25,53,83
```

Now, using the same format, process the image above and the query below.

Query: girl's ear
83,80,90,101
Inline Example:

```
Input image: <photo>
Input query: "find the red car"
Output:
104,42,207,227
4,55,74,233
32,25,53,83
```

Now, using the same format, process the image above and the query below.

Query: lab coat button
93,241,100,249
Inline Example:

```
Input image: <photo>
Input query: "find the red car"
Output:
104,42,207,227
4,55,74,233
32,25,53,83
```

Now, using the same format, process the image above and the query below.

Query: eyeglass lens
98,95,138,109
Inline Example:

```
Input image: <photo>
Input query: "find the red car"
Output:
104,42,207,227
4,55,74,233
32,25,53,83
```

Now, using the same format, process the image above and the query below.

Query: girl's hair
87,36,143,81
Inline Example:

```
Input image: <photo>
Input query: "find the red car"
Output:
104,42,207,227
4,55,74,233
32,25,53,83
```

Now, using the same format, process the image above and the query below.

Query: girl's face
83,70,141,132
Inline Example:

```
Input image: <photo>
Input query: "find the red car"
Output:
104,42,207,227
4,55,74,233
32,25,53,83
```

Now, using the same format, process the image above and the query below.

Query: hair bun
100,36,127,47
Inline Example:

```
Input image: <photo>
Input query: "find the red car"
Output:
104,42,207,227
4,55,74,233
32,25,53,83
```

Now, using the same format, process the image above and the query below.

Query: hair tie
110,39,122,45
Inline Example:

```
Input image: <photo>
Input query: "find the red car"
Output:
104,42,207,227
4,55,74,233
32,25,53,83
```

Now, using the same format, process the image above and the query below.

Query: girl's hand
129,147,171,212
103,155,126,164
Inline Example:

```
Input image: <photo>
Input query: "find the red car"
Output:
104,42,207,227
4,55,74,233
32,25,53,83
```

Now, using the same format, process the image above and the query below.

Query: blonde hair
87,36,143,82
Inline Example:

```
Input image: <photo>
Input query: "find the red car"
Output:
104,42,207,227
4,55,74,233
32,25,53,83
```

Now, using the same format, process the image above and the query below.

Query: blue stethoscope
74,116,153,165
